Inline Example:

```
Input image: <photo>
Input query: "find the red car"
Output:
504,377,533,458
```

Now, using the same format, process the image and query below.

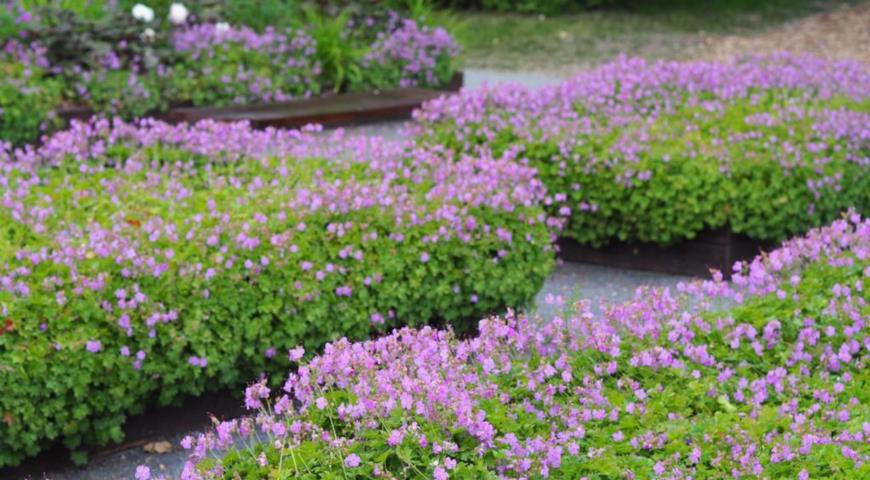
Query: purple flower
288,346,304,361
188,356,208,368
244,381,271,410
86,340,102,353
134,465,151,480
344,453,361,468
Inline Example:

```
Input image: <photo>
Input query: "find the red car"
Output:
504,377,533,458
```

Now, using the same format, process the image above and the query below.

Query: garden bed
167,215,870,479
0,2,461,145
415,54,870,253
56,72,464,130
0,118,555,468
557,228,771,277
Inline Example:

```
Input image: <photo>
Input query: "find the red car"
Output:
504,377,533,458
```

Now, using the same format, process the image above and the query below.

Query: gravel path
39,431,194,480
694,1,870,65
533,261,690,319
463,69,567,90
344,68,566,138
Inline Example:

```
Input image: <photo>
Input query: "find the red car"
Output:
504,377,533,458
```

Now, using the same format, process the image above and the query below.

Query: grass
436,0,863,71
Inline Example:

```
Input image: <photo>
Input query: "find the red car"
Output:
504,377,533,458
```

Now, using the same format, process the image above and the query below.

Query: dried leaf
143,440,172,454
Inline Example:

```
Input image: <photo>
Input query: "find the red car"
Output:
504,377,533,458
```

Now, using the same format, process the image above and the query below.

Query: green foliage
220,0,301,32
20,0,109,19
299,7,361,94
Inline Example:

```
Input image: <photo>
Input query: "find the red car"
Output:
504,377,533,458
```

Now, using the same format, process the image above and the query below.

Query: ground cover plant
151,213,870,479
415,53,870,247
0,118,555,467
0,1,460,144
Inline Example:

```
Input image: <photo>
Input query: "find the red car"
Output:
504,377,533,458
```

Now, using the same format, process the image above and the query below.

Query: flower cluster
415,54,870,246
170,23,320,105
0,118,556,467
173,214,870,479
361,17,460,89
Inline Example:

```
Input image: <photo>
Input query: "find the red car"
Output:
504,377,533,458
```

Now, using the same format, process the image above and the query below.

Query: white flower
141,28,156,41
132,3,155,22
215,22,231,33
168,3,189,25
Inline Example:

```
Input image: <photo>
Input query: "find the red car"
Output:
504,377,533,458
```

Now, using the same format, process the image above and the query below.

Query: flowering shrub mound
173,214,869,479
169,24,321,106
0,3,460,144
0,119,554,467
357,18,461,91
415,54,870,246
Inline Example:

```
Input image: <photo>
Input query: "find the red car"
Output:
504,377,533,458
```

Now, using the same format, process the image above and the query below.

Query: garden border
56,72,464,129
556,229,772,278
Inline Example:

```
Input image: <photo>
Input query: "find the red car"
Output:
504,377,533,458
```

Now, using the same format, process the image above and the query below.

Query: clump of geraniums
415,53,870,247
167,214,870,479
0,118,556,467
169,22,321,106
355,13,461,90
